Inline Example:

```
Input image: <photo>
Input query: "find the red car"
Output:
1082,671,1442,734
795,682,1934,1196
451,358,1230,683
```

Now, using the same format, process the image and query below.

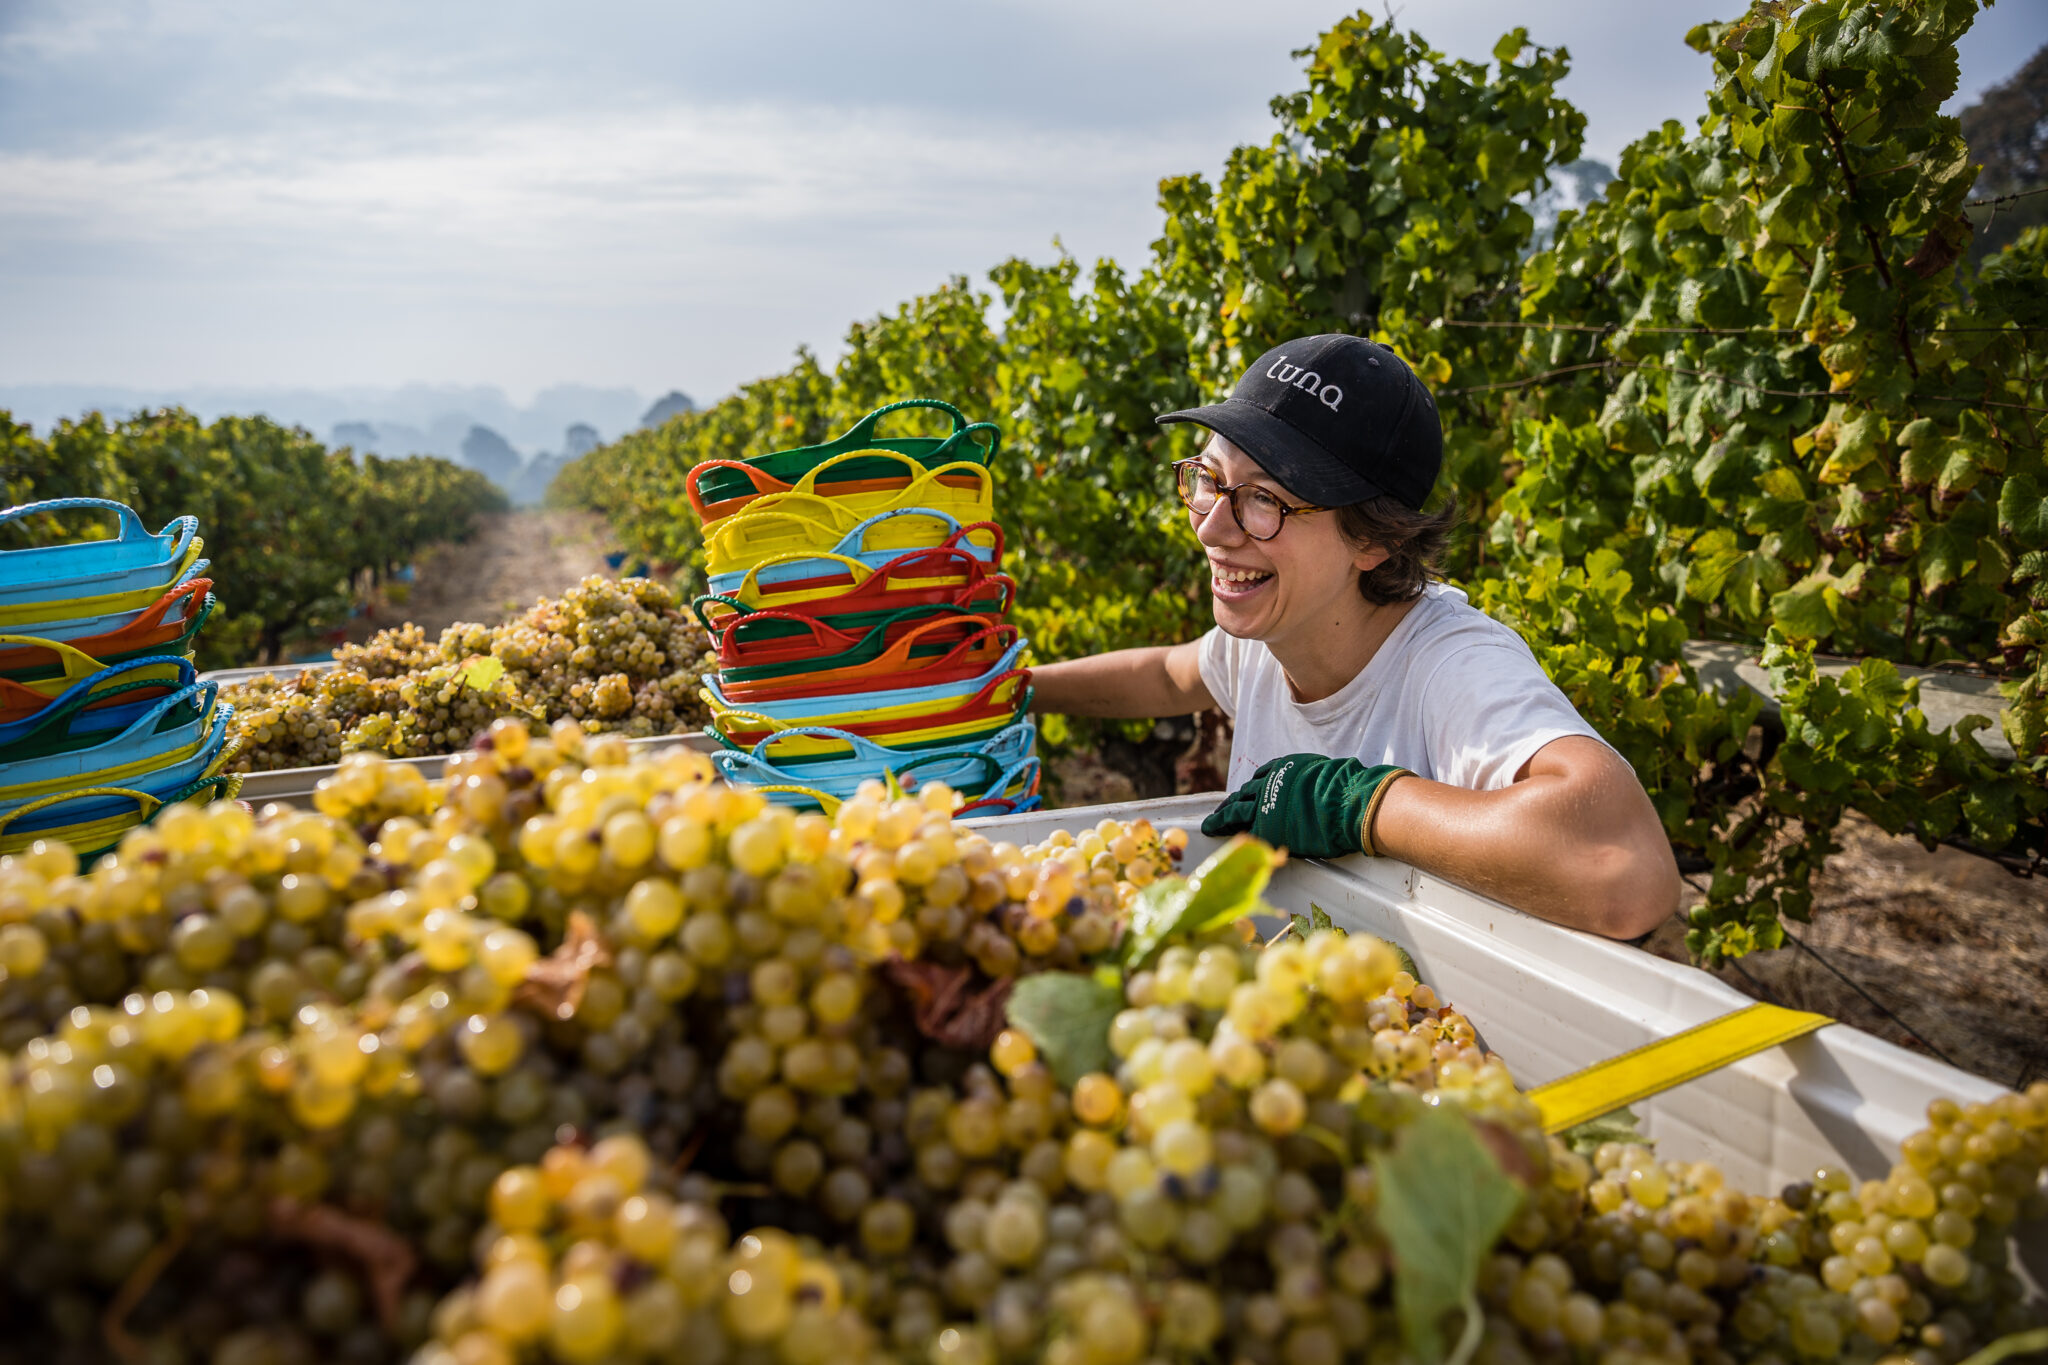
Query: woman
1028,333,1678,939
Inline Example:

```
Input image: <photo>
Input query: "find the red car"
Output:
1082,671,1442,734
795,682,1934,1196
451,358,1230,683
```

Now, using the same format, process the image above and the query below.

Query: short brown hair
1335,494,1459,604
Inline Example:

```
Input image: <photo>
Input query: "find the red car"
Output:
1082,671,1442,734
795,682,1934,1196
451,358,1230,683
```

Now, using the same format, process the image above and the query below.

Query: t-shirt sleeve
1418,642,1609,791
1196,627,1241,720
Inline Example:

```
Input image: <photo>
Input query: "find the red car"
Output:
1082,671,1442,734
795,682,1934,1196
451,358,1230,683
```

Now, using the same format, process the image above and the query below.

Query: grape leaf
1999,474,2048,549
1183,836,1278,933
1372,1104,1526,1365
1118,836,1275,968
459,656,505,692
1559,1105,1648,1158
1770,572,1840,640
1118,876,1194,970
1004,973,1123,1087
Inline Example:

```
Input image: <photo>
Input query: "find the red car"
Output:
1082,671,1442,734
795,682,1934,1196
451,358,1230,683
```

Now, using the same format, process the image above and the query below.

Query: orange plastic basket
714,618,1022,704
0,578,212,681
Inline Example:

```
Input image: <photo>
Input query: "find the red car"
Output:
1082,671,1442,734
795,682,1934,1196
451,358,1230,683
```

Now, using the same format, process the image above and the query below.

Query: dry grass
344,509,615,644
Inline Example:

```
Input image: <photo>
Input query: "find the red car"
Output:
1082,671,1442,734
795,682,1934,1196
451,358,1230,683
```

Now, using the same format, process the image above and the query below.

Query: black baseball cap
1156,334,1443,510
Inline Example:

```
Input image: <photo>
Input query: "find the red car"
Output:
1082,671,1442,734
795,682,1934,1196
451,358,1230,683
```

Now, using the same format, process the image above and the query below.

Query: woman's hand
1200,754,1409,860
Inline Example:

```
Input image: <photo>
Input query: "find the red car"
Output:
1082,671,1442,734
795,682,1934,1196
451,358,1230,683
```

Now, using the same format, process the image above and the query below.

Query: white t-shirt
1197,581,1607,792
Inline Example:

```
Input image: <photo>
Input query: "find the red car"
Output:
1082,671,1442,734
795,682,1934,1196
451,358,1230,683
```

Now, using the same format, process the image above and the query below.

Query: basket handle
735,552,871,603
131,577,214,632
868,543,988,595
888,747,1007,790
790,448,929,495
744,723,889,763
690,594,748,626
685,459,784,522
104,678,217,746
941,520,1004,562
963,667,1032,710
0,632,108,686
910,621,1021,672
901,460,995,499
876,613,1012,662
707,506,852,563
929,420,1001,464
0,784,161,837
0,497,159,546
840,398,970,447
708,608,847,657
709,706,790,738
839,505,964,553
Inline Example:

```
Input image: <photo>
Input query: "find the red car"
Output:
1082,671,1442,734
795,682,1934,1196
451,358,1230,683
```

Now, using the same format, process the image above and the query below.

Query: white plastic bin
965,796,2012,1189
230,733,722,807
967,794,2045,1287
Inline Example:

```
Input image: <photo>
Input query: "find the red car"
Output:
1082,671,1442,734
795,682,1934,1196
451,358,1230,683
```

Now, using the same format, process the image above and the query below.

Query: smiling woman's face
1191,435,1385,644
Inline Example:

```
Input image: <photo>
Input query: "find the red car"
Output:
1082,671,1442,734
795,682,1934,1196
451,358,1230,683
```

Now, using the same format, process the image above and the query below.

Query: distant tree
332,420,379,451
459,424,520,489
563,422,600,458
1962,43,2047,259
640,391,697,428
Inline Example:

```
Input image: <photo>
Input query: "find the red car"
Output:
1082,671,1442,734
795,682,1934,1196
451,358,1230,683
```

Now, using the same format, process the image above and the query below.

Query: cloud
1,0,2040,405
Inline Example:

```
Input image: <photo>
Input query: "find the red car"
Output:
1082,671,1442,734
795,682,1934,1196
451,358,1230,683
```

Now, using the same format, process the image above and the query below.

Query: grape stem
1444,1290,1485,1365
1956,1328,2048,1365
268,1197,418,1334
101,1222,190,1363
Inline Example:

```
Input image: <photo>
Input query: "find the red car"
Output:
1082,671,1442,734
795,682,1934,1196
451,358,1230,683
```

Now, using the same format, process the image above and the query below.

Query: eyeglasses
1173,460,1327,542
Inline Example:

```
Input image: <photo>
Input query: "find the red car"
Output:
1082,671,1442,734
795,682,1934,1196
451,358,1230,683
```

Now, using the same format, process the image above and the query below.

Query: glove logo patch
1259,761,1296,817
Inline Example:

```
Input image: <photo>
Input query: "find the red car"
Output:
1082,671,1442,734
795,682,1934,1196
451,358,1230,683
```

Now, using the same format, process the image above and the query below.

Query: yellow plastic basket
715,552,980,613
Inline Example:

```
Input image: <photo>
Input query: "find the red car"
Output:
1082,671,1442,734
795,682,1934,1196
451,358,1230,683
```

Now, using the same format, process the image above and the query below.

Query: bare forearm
1370,760,1679,939
1030,647,1213,719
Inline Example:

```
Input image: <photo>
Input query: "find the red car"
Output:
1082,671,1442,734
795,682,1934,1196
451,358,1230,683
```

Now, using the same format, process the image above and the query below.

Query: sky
2,0,2043,443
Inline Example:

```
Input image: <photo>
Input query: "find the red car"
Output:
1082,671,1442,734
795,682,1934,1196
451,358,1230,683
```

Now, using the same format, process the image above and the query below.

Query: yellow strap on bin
1528,1002,1833,1135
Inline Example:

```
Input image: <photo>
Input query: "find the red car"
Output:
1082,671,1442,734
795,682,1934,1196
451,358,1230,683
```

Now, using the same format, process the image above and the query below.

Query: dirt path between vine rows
343,508,617,644
1651,816,2048,1092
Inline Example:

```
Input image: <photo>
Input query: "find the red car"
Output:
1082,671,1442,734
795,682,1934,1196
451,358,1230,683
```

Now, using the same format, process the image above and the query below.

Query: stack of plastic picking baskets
0,497,238,862
689,399,1041,817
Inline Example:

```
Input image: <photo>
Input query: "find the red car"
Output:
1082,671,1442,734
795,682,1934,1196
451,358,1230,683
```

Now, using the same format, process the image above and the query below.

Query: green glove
1200,753,1411,859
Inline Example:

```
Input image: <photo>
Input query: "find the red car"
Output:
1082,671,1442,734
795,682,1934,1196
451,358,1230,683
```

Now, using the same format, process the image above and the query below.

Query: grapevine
552,0,2048,960
2,409,505,669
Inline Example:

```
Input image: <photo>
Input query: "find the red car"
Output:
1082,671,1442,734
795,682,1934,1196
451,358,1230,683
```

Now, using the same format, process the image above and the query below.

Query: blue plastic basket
0,680,221,796
712,719,1036,792
0,703,235,831
13,560,213,642
0,761,242,859
0,653,199,752
0,498,201,605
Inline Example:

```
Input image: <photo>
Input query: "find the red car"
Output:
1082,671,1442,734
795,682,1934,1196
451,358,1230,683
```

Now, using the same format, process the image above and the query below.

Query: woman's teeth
1214,567,1272,585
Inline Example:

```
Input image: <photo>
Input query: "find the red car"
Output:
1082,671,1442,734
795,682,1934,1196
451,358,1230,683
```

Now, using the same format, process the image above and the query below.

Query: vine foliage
555,0,2048,961
2,410,505,667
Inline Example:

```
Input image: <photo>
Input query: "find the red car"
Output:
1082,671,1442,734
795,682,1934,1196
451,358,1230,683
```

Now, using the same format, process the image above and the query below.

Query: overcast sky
2,0,2042,420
